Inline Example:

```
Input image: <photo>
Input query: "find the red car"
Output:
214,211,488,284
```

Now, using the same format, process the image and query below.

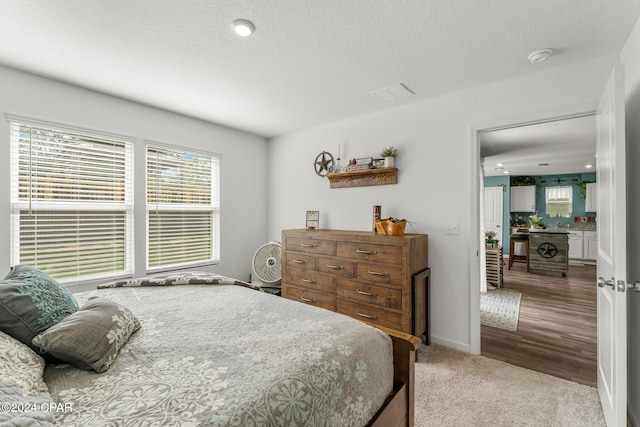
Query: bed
0,267,420,426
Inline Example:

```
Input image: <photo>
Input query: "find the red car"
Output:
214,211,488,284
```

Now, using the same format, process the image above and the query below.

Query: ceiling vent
371,83,415,102
538,162,550,167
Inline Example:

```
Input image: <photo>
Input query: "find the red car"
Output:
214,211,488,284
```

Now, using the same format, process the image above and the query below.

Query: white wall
0,65,268,288
267,54,618,351
622,16,640,426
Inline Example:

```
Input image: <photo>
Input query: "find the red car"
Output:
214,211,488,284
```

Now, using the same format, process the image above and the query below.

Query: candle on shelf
337,144,341,159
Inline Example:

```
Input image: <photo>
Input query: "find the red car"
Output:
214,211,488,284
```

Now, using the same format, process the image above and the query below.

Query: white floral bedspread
43,284,393,426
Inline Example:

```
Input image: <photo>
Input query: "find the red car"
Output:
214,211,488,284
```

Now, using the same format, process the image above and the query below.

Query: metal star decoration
314,151,334,176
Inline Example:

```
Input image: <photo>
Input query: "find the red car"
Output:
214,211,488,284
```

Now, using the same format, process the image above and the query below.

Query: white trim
5,113,137,144
144,139,222,159
469,102,598,355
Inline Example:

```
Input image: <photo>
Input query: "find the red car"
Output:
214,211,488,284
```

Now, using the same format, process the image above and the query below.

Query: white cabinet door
585,182,597,212
510,186,536,212
583,231,597,260
568,231,583,259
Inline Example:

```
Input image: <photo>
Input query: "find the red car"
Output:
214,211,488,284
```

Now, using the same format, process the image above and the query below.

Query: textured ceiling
481,115,596,177
0,0,638,139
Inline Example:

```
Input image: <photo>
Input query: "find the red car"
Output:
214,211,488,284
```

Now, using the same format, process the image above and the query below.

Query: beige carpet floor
415,344,606,427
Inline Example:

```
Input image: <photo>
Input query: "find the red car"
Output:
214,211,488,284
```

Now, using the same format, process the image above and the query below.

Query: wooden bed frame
367,326,422,427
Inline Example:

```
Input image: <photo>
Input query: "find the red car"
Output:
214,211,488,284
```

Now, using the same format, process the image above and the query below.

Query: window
146,144,220,271
9,117,134,283
545,186,572,218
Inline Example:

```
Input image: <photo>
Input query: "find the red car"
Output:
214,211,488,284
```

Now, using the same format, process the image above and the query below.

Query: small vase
384,157,394,168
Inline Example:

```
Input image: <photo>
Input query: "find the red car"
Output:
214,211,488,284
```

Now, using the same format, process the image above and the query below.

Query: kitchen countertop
528,228,569,234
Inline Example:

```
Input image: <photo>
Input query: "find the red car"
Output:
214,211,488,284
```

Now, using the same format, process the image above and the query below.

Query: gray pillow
32,298,140,373
0,265,78,353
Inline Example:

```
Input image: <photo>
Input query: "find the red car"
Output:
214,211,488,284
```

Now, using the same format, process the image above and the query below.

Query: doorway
471,110,598,385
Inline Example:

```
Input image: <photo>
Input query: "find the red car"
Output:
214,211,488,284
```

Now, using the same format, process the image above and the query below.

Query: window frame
545,185,573,218
145,141,220,273
8,115,135,284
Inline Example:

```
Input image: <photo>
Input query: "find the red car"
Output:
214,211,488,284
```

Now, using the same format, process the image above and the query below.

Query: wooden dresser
281,229,429,338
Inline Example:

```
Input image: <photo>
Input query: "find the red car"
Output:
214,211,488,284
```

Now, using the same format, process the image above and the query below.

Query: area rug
481,289,521,331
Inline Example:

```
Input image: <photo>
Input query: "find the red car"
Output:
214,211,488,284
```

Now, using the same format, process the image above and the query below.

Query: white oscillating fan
251,242,282,288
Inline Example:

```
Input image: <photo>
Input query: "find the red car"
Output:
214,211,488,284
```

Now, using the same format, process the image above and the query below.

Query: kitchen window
545,186,572,218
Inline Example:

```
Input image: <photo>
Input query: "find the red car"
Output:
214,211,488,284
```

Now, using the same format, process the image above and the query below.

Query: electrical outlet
445,222,459,235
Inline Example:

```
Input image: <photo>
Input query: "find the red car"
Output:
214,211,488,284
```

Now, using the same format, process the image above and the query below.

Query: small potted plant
380,146,397,168
528,211,544,229
485,230,499,247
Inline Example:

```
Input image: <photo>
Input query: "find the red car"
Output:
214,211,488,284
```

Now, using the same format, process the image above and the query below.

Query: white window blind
9,118,134,283
146,144,220,270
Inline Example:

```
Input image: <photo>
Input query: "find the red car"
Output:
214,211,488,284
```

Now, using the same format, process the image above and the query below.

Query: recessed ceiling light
585,163,593,168
496,163,504,167
232,19,255,37
503,170,510,174
528,48,554,64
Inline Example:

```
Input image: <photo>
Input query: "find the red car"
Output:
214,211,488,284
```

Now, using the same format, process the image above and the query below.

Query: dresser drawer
337,299,401,330
285,269,335,293
286,237,334,255
336,242,401,263
356,262,403,286
336,279,401,309
286,286,335,311
317,256,355,278
285,252,317,270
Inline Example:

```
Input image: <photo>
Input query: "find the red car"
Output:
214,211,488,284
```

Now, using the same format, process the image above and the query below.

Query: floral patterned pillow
32,298,140,373
0,265,79,353
0,330,50,398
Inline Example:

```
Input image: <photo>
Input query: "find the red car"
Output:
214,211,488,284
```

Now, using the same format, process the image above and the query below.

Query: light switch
445,222,459,235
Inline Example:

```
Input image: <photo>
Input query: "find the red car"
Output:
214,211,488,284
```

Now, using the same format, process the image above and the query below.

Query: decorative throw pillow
0,330,50,398
32,298,140,373
0,265,79,353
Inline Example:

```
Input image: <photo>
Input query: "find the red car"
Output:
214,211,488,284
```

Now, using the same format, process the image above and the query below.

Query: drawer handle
367,270,389,277
293,259,307,264
356,289,377,297
301,296,316,303
356,249,377,255
300,243,316,248
327,264,343,270
356,311,377,320
300,278,316,284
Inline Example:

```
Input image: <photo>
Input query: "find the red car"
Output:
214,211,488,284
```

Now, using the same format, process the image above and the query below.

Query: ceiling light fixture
232,19,255,37
503,170,510,174
528,48,554,64
585,163,593,168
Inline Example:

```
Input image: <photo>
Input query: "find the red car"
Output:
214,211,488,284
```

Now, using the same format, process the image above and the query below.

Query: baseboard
429,335,472,353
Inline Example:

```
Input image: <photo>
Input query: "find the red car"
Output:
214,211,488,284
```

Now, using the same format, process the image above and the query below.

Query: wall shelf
326,168,397,188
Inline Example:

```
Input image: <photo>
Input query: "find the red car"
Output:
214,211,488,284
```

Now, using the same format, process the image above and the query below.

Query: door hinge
626,281,640,292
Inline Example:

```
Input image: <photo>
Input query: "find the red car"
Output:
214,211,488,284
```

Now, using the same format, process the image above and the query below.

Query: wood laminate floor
481,261,597,387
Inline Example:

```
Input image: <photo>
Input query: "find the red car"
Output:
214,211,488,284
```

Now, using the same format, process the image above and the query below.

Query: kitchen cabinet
567,230,583,259
510,186,536,212
585,183,597,212
583,231,597,260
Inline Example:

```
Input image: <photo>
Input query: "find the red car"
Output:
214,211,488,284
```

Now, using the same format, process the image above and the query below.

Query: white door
484,187,503,244
596,64,627,427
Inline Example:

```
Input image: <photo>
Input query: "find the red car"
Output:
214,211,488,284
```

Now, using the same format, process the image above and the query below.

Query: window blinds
9,120,134,282
146,144,220,270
